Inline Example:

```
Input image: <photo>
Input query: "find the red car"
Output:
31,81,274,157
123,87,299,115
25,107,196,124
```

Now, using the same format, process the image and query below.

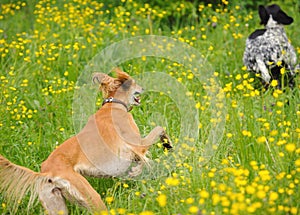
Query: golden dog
0,68,172,214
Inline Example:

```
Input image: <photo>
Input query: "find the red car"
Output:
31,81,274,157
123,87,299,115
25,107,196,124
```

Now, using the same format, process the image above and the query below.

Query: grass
0,0,300,214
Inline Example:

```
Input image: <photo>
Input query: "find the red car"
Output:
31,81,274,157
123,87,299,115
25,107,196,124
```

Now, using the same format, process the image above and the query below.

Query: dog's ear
115,67,131,83
274,7,293,25
92,73,118,97
265,4,293,25
259,5,269,25
114,68,133,91
92,73,113,85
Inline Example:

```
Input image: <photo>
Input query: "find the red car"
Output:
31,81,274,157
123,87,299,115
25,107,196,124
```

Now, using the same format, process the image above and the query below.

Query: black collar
102,97,130,112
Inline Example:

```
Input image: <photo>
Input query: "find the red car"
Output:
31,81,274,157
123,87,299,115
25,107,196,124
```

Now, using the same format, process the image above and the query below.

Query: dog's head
93,68,143,107
259,4,293,26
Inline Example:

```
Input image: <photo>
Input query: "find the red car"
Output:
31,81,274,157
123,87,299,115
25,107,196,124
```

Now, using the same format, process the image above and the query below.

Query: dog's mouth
133,92,141,105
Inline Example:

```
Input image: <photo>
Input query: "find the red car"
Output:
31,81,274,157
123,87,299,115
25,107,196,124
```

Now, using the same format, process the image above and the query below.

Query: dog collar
102,97,130,112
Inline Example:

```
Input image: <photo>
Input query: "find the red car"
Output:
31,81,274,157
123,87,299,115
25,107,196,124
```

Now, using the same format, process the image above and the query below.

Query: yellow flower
105,196,114,204
270,130,278,136
117,208,126,214
290,207,298,215
235,74,242,80
289,183,295,189
221,196,230,207
246,185,255,194
187,73,194,79
189,206,199,214
195,102,201,109
273,91,278,98
231,100,237,108
256,190,266,199
156,194,167,207
242,130,252,137
165,177,180,186
257,136,266,143
269,191,279,201
218,183,227,191
199,190,209,198
186,197,194,204
270,80,278,87
139,211,154,215
210,180,216,187
208,171,214,178
211,16,217,23
276,101,284,107
285,143,296,152
259,170,271,181
242,66,247,71
226,133,233,138
212,193,220,205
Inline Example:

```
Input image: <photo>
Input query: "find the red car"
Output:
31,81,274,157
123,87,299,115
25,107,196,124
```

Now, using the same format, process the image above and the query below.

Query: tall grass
0,0,299,214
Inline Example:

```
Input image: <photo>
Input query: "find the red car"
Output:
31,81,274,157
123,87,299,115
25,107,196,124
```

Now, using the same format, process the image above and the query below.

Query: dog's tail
0,155,49,211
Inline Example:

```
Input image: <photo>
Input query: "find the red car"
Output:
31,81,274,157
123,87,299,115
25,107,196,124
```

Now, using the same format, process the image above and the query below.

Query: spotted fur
243,4,298,88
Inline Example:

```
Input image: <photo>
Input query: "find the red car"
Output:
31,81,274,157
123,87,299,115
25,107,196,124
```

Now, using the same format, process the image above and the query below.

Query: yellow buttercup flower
189,206,199,214
156,194,167,207
270,80,278,87
285,143,296,152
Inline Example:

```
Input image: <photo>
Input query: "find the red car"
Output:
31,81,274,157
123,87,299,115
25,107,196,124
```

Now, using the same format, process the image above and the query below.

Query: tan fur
0,156,49,211
0,68,172,214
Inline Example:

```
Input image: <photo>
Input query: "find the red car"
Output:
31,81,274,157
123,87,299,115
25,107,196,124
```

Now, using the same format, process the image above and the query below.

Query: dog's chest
75,149,135,177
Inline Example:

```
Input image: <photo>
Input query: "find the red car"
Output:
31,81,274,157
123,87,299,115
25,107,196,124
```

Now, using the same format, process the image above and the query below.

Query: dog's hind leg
39,179,68,215
256,58,271,83
56,171,107,213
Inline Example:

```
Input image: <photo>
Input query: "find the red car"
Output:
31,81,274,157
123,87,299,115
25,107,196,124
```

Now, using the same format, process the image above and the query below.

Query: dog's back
243,4,297,88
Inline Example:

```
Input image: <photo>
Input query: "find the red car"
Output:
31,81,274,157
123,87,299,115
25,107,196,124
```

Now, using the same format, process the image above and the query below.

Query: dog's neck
102,97,131,112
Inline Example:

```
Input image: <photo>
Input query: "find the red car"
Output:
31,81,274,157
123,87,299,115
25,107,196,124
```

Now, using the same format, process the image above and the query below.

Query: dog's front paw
160,134,173,150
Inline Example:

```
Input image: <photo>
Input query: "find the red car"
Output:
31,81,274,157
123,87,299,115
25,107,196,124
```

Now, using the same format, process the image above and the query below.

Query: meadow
0,0,299,214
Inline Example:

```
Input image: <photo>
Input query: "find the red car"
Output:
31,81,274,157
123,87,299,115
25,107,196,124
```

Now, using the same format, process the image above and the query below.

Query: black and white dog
243,4,298,88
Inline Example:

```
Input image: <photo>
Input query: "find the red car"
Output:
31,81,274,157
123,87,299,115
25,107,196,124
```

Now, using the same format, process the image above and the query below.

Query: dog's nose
138,87,145,94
